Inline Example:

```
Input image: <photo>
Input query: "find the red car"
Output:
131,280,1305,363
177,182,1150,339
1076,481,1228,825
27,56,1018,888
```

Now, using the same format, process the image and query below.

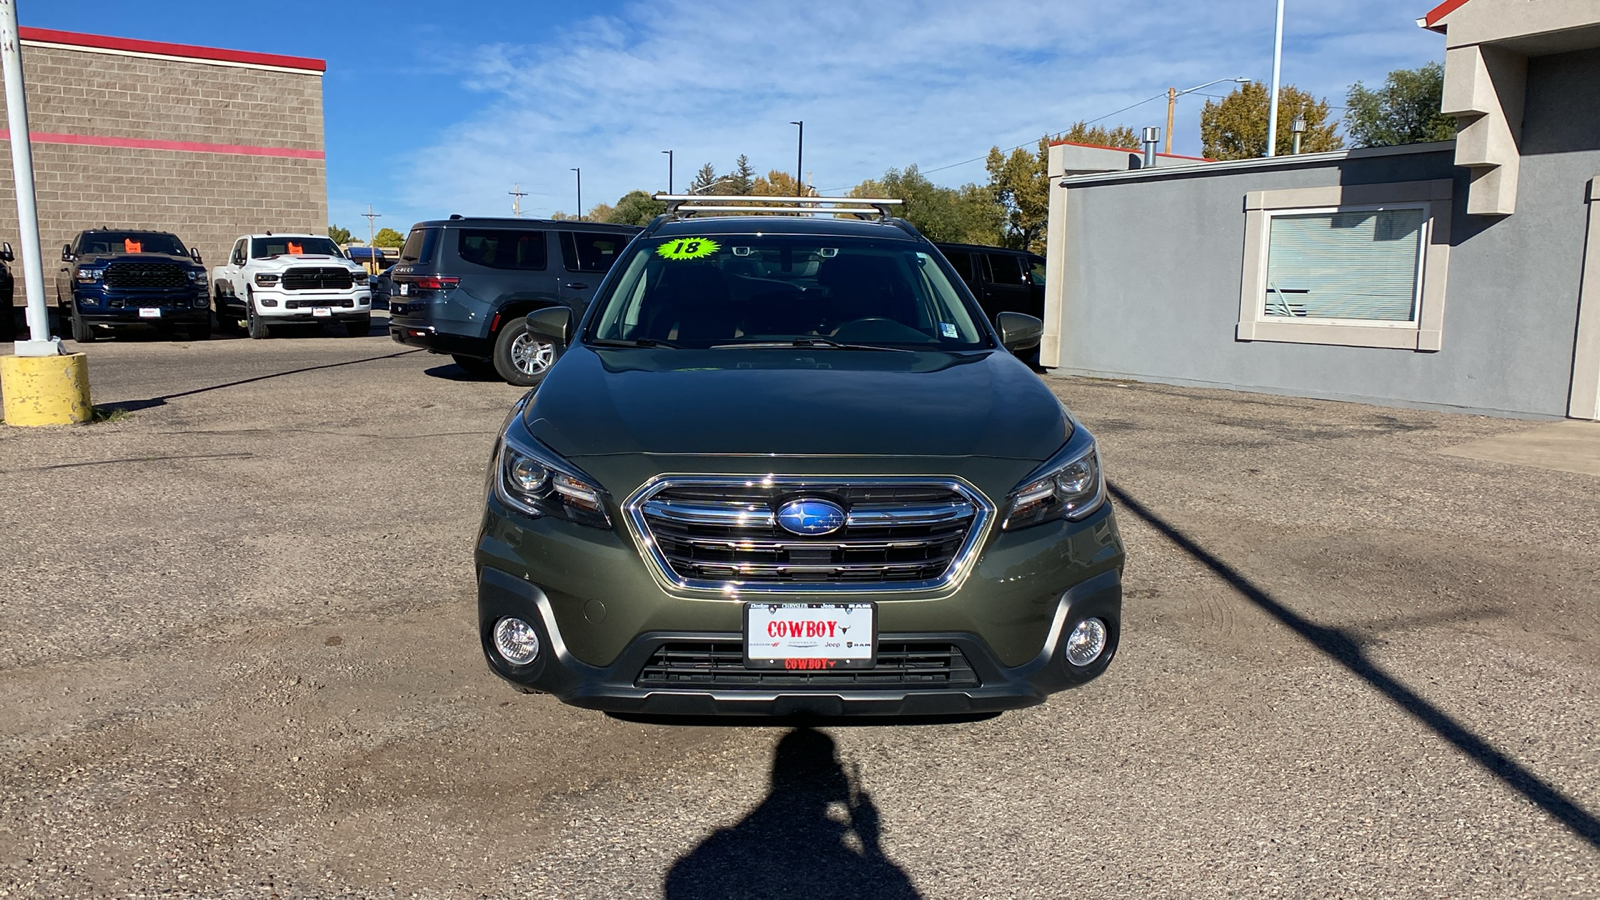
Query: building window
1238,180,1452,351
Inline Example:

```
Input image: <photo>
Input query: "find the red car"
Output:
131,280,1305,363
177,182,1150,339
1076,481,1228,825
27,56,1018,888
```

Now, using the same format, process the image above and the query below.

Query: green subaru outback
476,196,1124,718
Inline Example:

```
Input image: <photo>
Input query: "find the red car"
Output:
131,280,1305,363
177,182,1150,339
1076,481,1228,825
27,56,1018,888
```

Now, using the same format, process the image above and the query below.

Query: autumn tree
750,170,813,197
847,166,1002,246
585,202,615,223
607,190,667,225
1054,120,1140,149
1200,81,1342,160
985,137,1051,253
371,227,405,248
327,224,352,244
1345,62,1456,147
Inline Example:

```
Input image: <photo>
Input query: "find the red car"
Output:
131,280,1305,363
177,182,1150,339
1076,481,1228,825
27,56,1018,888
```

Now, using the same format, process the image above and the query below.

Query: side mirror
0,241,12,262
526,306,573,347
190,247,203,264
61,243,73,262
995,311,1043,353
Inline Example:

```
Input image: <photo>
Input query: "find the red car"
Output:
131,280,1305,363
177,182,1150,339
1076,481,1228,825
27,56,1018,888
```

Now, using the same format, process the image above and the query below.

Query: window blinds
1264,208,1425,322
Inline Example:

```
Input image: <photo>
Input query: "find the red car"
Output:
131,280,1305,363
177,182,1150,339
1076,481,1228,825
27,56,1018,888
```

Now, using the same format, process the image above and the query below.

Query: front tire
492,317,555,387
246,291,270,340
70,307,96,343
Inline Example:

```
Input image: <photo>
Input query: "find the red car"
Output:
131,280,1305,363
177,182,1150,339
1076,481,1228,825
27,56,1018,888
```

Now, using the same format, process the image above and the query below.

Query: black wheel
342,315,370,337
70,307,96,343
492,317,555,387
246,291,270,340
452,354,497,378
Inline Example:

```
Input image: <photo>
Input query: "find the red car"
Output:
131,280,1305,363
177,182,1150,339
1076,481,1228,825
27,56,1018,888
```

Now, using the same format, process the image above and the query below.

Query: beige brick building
0,28,325,309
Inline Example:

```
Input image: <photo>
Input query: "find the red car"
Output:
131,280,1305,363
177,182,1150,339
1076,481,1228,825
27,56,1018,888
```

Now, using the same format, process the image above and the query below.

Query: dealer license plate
138,307,160,318
399,283,410,296
745,602,876,670
312,307,332,317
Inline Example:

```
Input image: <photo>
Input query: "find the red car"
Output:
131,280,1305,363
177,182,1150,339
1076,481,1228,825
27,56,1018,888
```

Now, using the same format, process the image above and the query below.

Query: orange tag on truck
287,242,303,254
124,238,142,252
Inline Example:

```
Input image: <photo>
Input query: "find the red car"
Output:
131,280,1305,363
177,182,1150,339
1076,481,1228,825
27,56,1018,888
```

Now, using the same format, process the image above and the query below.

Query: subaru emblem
775,498,846,536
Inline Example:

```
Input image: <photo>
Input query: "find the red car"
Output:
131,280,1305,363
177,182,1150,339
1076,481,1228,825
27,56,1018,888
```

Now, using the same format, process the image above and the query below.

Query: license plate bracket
312,307,332,317
744,602,876,670
138,307,160,318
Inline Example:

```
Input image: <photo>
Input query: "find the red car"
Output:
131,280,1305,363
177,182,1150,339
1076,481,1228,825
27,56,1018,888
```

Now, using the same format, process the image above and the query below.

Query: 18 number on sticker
656,238,720,261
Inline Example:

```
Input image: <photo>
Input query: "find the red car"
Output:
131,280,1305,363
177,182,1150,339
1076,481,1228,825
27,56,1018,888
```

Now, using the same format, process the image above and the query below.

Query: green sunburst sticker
656,237,720,260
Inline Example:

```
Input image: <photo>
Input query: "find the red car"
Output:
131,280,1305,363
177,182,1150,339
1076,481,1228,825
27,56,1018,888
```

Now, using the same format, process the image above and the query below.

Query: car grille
280,267,353,291
627,477,992,592
285,298,355,309
636,641,979,688
102,262,188,289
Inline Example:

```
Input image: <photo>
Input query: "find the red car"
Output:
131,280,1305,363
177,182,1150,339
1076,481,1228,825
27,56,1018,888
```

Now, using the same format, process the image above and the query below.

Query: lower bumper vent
636,641,979,688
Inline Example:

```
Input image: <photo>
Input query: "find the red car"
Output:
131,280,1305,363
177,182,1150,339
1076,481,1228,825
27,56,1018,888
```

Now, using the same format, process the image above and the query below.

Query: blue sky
28,1,1446,236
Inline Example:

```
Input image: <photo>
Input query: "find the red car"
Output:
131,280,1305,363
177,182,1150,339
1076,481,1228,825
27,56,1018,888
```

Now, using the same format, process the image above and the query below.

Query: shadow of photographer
664,728,922,900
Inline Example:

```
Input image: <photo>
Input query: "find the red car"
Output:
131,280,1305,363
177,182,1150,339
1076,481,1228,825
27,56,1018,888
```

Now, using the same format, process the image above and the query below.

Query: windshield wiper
587,337,678,349
709,338,913,353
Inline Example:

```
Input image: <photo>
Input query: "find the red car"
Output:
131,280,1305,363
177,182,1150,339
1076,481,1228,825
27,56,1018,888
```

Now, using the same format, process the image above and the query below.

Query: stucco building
0,28,326,310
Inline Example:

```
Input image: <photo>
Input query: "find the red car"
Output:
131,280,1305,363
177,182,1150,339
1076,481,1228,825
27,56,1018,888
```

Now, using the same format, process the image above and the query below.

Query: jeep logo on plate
776,499,846,536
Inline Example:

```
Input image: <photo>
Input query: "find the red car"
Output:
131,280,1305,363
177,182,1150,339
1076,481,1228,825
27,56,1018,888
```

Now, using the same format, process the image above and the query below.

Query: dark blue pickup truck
54,229,211,342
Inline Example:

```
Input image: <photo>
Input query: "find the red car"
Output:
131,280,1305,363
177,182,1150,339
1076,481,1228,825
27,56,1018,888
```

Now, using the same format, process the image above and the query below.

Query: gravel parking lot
1,322,1597,898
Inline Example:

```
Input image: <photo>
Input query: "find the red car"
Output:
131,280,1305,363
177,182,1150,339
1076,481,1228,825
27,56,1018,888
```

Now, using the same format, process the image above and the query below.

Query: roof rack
653,194,903,220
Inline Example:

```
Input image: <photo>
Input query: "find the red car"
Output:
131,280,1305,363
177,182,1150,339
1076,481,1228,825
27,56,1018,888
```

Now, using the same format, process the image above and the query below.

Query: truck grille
281,267,353,291
102,262,188,289
285,298,355,309
626,477,992,593
636,641,979,688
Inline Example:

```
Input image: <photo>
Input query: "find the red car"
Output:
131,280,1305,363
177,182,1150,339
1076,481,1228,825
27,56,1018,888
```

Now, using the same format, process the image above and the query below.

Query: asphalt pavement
1,323,1596,898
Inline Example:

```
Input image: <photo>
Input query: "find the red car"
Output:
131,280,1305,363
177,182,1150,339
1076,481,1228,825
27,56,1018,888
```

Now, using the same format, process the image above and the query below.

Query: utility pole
571,168,582,221
361,205,381,274
1266,0,1285,157
790,120,803,192
661,150,673,195
508,183,527,218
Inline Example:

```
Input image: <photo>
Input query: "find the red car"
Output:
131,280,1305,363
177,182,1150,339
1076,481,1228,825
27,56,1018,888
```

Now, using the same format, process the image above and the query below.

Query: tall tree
586,202,616,223
848,166,1003,246
1200,81,1342,160
688,163,719,194
1345,62,1456,148
985,137,1051,254
327,224,352,244
607,190,667,225
728,155,757,195
750,171,813,197
371,227,405,249
1055,120,1140,149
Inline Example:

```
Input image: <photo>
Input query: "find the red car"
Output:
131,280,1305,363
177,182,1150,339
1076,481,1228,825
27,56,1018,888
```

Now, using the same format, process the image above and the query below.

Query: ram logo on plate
775,499,846,536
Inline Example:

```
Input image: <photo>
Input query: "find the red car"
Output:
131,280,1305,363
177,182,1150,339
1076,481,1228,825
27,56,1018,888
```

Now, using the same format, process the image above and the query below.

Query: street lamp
1165,77,1249,155
1267,0,1286,157
571,167,582,221
790,120,803,192
1291,114,1306,155
661,149,673,195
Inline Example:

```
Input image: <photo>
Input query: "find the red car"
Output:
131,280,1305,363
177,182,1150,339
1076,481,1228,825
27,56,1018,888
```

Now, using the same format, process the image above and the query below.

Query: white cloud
379,0,1445,225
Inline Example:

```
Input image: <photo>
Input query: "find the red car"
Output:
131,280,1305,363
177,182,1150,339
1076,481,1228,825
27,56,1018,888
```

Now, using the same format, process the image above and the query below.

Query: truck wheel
452,354,496,378
246,294,270,340
342,315,370,337
492,317,555,387
70,308,96,343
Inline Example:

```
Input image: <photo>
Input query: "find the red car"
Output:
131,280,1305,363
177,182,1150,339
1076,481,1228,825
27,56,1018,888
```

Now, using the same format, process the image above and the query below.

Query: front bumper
252,289,371,320
73,296,210,326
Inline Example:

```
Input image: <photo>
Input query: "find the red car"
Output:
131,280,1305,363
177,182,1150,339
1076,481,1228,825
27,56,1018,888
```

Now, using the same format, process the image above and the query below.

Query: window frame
1237,179,1453,351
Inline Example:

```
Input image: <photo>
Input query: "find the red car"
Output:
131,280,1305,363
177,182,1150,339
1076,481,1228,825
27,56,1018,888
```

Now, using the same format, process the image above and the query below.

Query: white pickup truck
212,234,372,339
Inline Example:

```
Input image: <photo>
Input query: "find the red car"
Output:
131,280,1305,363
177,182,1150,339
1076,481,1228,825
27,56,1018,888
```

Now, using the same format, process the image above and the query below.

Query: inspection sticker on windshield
940,322,958,338
656,238,720,261
746,602,876,670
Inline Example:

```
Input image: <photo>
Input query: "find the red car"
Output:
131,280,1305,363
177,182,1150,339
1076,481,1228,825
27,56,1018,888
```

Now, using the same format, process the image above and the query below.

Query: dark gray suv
388,217,641,384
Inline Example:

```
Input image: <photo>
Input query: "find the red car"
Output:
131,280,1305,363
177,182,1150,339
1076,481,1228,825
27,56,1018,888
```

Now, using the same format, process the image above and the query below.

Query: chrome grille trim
623,475,994,595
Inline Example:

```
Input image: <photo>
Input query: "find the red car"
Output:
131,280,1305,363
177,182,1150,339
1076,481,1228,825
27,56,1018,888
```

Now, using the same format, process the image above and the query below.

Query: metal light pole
790,120,803,192
571,168,582,221
1266,0,1285,157
661,150,673,195
1165,77,1249,155
2,0,57,355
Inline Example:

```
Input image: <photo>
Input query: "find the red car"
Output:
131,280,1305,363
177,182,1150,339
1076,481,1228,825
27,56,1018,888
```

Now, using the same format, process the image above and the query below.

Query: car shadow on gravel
96,349,425,414
663,728,922,899
423,363,501,382
1108,481,1600,849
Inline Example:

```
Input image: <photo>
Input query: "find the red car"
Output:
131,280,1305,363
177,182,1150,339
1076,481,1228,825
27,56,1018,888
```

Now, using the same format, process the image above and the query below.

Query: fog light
493,617,540,665
1064,617,1107,667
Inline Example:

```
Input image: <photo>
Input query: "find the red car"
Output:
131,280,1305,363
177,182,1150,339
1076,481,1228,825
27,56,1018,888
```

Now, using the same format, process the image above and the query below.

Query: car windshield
587,234,991,349
79,232,187,256
252,237,344,258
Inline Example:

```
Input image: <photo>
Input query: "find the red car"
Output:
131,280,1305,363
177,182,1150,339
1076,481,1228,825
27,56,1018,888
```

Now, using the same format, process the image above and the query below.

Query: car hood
248,255,362,272
76,252,199,268
524,345,1069,461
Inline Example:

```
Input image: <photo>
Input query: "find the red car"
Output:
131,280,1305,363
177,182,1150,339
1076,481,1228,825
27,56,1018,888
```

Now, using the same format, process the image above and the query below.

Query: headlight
494,434,612,529
1001,434,1105,530
254,273,280,286
188,271,207,284
351,271,369,285
75,268,103,284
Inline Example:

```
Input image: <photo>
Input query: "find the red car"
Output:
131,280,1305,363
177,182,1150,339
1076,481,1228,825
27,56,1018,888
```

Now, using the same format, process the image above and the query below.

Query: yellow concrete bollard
0,352,92,426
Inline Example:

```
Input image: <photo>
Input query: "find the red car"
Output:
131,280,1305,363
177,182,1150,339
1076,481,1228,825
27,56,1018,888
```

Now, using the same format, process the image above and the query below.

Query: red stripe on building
18,27,326,73
0,130,324,160
1424,0,1471,27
